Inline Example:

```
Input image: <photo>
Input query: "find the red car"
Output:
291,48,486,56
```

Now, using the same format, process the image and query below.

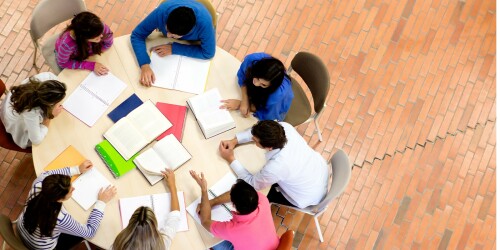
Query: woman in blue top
221,53,294,121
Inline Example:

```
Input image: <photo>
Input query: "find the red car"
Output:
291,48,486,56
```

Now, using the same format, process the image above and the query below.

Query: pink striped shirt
55,24,113,71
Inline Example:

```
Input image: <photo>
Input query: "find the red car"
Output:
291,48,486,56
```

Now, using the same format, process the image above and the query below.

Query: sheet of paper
150,53,180,89
63,87,109,126
186,196,233,230
72,168,111,210
174,57,211,95
80,72,127,105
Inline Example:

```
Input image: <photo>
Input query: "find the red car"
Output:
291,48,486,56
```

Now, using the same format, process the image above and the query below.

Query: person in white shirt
219,120,329,209
111,169,181,250
0,72,66,149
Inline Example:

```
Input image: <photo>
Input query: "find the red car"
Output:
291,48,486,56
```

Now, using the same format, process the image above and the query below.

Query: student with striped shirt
55,11,114,75
16,160,116,250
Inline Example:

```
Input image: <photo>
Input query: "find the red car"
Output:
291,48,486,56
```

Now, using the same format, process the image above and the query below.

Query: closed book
95,140,137,178
108,93,143,123
155,102,187,142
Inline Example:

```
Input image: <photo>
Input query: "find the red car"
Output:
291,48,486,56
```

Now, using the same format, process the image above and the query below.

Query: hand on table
220,99,241,111
140,64,155,87
78,160,93,174
152,44,172,57
220,138,238,150
239,100,250,117
98,185,117,203
219,141,236,163
94,62,109,76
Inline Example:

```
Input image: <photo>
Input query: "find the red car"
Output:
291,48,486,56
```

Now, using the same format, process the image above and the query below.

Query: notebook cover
44,145,86,182
108,93,143,123
156,102,187,142
95,140,137,178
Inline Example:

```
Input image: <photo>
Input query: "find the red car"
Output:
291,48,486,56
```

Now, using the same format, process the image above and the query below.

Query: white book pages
103,118,149,160
150,52,210,94
127,101,172,141
119,192,188,232
63,72,126,127
72,168,111,210
150,53,179,89
153,134,191,171
134,149,166,175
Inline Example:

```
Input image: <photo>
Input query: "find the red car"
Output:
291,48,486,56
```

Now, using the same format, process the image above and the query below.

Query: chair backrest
289,52,330,114
0,215,29,250
310,149,351,213
276,230,294,250
30,0,86,42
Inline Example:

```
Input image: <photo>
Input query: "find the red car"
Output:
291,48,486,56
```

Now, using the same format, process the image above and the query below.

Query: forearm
209,191,231,207
169,185,180,212
199,189,212,231
101,24,114,50
241,85,249,104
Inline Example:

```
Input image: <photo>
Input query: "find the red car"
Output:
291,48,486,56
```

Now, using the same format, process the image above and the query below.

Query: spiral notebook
95,140,137,178
119,192,188,232
64,72,127,126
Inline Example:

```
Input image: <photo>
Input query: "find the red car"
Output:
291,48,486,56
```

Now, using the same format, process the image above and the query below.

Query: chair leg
314,117,323,141
2,241,6,250
83,240,91,250
32,46,40,73
314,216,324,242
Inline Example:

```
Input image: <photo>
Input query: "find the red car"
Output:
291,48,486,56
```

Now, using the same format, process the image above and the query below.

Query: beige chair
284,52,330,141
0,215,28,250
30,0,87,74
276,230,294,250
271,150,352,242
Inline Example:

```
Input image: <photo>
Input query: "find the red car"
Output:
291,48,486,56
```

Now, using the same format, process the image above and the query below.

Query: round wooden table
32,35,265,249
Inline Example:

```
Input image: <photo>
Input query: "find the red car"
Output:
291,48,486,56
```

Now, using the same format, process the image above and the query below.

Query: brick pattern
0,0,496,249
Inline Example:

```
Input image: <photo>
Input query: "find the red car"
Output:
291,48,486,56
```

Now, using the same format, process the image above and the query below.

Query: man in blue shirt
131,0,216,86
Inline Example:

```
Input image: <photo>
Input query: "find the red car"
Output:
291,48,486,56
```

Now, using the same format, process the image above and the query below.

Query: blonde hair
112,206,165,250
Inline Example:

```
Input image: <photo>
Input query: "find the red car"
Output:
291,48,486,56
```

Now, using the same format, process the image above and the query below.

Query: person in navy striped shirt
16,160,116,250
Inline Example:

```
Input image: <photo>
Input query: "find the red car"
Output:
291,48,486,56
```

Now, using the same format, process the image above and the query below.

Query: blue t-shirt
237,53,294,121
131,0,216,66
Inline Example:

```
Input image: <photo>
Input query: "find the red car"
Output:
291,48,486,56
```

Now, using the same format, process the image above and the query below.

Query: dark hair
244,57,288,110
23,175,71,237
251,120,287,149
166,7,196,36
230,180,259,215
10,78,66,119
63,11,105,61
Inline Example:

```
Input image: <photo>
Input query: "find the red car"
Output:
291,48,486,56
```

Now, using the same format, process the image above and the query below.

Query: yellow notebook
44,145,86,182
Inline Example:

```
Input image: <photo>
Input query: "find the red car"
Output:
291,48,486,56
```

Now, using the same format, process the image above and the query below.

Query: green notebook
95,140,137,178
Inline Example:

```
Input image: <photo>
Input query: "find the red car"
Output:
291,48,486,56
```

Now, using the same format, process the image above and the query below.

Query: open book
150,52,211,95
104,101,172,160
71,168,111,210
186,173,237,232
134,134,192,185
119,192,188,232
187,88,236,139
64,72,127,126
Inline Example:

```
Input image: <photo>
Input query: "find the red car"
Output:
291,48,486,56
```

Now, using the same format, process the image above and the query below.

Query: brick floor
0,0,496,249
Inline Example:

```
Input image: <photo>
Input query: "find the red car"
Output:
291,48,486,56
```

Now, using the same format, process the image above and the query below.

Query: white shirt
0,72,56,149
159,211,181,250
230,122,329,208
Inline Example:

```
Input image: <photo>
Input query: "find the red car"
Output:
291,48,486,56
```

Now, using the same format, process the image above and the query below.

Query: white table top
32,35,265,249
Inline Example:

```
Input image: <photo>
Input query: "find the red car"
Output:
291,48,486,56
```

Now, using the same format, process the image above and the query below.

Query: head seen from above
251,120,288,150
23,174,72,237
10,78,66,119
66,11,105,60
166,7,196,38
245,57,287,109
112,206,165,250
230,179,259,215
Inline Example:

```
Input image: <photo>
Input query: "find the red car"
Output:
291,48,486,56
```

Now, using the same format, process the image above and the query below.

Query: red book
156,102,187,142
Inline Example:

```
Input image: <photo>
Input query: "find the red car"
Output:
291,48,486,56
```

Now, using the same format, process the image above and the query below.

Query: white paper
72,168,111,210
63,72,126,126
119,192,188,232
150,52,210,94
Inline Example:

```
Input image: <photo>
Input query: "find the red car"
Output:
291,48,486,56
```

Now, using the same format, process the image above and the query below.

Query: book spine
95,145,119,178
81,84,110,106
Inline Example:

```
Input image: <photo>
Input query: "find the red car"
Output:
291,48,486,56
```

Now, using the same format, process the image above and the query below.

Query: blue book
108,94,143,122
